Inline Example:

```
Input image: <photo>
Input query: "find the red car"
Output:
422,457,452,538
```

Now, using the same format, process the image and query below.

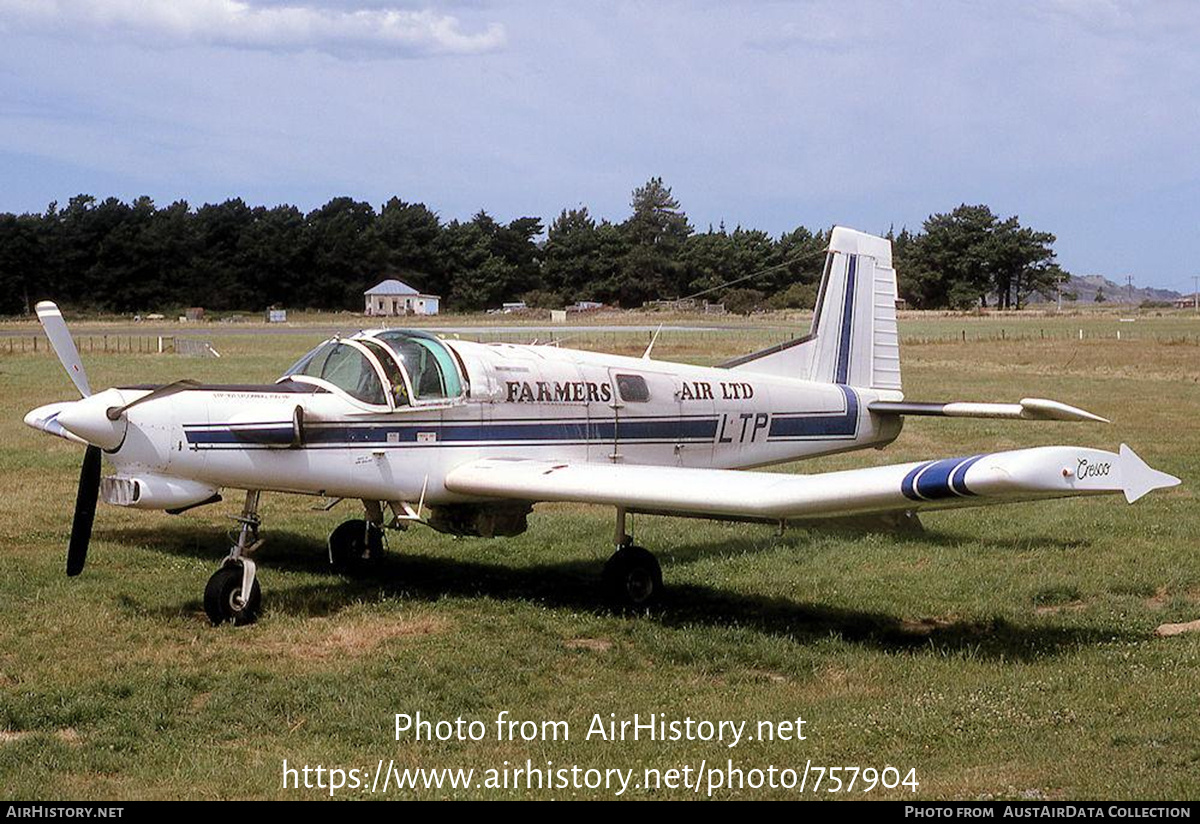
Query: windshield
372,331,463,400
283,340,386,406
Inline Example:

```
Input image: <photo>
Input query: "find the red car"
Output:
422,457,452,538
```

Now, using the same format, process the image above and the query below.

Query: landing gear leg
327,500,385,575
602,506,663,607
204,490,264,626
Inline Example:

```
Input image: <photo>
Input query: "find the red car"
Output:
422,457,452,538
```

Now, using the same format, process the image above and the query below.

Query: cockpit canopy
281,330,465,409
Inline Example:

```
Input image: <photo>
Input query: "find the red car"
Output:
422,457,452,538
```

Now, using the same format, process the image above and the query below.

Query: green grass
0,312,1196,800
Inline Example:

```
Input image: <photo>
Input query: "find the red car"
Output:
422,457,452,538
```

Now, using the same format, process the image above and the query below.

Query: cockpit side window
359,339,410,408
374,331,464,401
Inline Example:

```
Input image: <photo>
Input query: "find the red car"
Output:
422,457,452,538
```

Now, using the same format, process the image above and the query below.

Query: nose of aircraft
53,389,129,451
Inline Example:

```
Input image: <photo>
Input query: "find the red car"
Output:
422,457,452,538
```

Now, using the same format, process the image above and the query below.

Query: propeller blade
67,445,102,577
35,301,91,398
105,379,200,421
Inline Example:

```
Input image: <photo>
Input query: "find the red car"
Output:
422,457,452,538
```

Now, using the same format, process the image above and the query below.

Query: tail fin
724,227,901,390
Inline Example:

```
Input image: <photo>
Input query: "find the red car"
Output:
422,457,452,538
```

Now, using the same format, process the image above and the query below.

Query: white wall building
364,279,441,316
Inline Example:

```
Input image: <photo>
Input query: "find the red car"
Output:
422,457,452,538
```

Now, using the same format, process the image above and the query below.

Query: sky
0,0,1197,289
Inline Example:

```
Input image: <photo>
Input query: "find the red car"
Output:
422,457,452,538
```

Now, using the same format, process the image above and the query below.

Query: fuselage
31,332,904,512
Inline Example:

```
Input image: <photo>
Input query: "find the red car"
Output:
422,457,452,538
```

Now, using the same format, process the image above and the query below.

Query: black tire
328,519,384,575
203,565,262,626
602,545,663,607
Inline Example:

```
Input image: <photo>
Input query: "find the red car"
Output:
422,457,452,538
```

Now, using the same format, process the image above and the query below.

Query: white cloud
0,0,506,57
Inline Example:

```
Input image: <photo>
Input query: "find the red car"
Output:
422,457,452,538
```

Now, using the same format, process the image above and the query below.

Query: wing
445,444,1178,522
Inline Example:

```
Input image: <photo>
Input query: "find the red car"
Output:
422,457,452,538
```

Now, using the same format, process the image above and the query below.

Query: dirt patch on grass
1145,587,1171,610
1034,600,1088,616
1155,619,1200,638
0,728,81,745
798,665,880,700
564,638,613,652
900,616,958,635
259,614,452,661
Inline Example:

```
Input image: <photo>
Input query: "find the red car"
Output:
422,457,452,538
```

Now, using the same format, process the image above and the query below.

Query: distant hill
1023,274,1182,305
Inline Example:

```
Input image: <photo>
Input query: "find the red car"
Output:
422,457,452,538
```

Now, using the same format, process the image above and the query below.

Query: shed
364,279,440,316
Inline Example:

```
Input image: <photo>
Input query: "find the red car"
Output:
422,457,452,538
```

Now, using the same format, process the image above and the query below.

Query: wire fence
0,335,224,357
1,326,1197,360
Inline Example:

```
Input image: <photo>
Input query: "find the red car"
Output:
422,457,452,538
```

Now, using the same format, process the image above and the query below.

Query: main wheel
328,518,384,575
204,565,262,626
602,545,663,607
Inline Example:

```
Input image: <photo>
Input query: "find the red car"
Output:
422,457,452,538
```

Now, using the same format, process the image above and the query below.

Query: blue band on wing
902,454,987,501
949,454,985,496
901,461,935,501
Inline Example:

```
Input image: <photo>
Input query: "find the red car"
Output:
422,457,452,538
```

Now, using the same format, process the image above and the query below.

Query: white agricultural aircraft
24,228,1180,625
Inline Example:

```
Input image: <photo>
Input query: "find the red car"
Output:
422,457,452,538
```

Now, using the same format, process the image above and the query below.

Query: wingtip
1120,443,1181,504
1020,397,1110,424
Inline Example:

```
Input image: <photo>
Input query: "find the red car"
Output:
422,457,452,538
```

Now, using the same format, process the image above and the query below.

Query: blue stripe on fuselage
184,417,721,446
767,384,859,440
185,389,867,448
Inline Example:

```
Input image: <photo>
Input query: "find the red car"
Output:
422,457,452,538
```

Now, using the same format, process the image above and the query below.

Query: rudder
725,227,900,390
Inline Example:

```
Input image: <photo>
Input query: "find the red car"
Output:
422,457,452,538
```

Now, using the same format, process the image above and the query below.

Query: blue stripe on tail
834,254,857,385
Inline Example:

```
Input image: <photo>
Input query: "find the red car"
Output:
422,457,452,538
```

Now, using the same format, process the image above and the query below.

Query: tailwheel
328,518,384,575
204,563,262,626
603,544,663,607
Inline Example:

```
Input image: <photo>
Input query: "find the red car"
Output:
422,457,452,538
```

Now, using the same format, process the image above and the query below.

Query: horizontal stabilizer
446,444,1178,522
868,397,1109,423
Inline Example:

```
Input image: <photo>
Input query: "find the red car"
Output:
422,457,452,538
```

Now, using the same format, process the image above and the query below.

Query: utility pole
1126,275,1134,306
1193,275,1199,313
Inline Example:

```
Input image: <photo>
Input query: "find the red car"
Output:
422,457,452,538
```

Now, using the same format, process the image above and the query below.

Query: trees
541,207,628,305
303,197,384,309
899,205,1066,309
988,219,1064,309
0,187,1068,316
434,211,544,311
901,204,997,309
614,177,692,306
376,198,441,278
0,212,41,315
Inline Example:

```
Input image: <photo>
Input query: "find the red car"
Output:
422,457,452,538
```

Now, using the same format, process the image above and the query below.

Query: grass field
0,311,1196,800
